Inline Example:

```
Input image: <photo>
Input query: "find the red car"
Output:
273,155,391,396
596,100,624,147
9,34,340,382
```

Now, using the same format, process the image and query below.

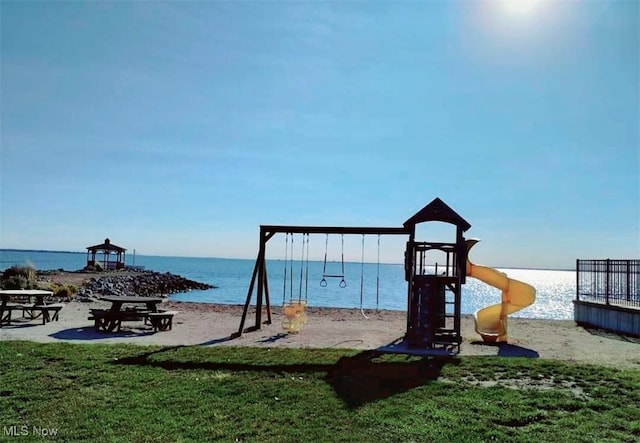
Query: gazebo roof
86,238,126,253
403,197,471,231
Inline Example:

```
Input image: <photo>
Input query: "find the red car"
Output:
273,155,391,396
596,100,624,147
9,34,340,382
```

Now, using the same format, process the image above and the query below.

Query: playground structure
234,198,536,354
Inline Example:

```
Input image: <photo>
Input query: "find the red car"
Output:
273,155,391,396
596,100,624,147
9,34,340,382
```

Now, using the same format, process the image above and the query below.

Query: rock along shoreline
38,269,217,299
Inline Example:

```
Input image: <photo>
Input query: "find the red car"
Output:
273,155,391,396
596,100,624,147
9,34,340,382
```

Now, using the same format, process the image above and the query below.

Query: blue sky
1,0,638,269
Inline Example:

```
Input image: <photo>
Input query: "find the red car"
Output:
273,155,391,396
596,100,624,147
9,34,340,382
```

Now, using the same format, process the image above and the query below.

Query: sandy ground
1,299,639,369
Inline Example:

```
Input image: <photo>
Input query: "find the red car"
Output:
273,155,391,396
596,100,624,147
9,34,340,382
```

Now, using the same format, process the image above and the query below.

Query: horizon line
0,248,577,272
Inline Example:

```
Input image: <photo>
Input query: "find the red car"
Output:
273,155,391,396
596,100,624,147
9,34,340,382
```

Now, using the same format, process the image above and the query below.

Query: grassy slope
0,342,639,443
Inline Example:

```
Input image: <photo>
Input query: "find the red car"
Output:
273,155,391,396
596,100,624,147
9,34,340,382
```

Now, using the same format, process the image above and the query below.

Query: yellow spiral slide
466,239,536,342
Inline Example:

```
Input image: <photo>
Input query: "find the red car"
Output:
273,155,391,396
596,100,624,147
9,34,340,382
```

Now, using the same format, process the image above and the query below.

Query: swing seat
283,301,305,317
282,301,308,333
282,316,301,333
282,311,307,333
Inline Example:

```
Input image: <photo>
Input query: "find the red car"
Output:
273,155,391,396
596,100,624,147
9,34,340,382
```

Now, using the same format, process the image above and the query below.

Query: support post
255,228,268,329
232,254,261,338
263,263,272,324
606,259,610,305
575,259,580,302
627,259,631,302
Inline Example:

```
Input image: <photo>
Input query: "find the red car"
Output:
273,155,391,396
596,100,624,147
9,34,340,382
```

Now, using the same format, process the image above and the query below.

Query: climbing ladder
405,242,463,352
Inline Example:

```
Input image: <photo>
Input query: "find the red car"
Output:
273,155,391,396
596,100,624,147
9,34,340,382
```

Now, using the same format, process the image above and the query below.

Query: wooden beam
260,225,410,236
233,253,261,338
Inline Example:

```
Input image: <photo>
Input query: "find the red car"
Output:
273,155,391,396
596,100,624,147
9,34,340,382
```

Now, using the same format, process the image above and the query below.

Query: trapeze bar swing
318,233,383,319
320,234,347,288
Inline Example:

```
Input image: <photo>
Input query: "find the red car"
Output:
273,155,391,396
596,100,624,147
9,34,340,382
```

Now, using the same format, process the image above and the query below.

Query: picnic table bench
0,302,24,327
90,296,177,332
22,303,64,324
88,308,145,332
146,311,179,331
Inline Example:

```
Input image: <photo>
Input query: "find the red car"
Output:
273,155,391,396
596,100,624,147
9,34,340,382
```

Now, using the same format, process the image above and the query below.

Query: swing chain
282,233,289,306
304,234,310,302
376,234,381,311
320,234,329,287
360,234,368,319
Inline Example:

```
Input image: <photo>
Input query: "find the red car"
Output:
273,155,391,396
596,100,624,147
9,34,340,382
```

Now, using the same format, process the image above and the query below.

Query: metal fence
576,259,640,308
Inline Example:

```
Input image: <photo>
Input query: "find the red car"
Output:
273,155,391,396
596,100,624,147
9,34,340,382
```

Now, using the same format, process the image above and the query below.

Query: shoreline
13,268,576,321
1,299,638,369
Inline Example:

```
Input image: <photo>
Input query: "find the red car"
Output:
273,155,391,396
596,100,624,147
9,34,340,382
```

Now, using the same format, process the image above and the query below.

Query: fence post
627,259,631,302
605,259,610,305
575,259,580,302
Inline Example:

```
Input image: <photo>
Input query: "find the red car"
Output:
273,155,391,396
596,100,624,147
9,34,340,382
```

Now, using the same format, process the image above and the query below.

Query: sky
1,0,638,270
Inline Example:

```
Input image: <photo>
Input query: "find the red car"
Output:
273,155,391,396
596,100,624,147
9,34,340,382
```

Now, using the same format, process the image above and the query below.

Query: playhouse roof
403,197,471,231
86,238,126,252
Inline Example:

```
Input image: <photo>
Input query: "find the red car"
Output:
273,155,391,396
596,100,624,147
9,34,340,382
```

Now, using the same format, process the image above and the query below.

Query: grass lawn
0,341,639,442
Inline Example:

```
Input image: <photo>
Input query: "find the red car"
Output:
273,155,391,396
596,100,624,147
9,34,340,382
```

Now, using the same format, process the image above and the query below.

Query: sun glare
501,0,543,17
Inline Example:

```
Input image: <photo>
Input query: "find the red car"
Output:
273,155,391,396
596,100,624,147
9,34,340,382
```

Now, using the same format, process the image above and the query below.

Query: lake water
0,249,576,320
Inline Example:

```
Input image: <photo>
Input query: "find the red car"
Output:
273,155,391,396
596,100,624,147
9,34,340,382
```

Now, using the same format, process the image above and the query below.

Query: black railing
576,259,640,308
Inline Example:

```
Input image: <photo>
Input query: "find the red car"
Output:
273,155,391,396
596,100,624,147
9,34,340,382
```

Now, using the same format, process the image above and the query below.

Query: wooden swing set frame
232,224,411,338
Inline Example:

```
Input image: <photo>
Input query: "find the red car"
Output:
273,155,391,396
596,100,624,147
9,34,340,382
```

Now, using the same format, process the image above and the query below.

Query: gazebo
86,238,126,270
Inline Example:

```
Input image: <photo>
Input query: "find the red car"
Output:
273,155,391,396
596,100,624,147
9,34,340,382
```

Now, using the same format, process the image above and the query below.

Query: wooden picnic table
92,296,168,332
100,295,164,313
0,289,62,327
0,289,52,304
